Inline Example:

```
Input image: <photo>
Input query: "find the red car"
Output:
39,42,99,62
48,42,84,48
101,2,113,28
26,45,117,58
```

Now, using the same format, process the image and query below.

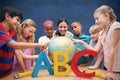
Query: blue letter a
32,51,53,78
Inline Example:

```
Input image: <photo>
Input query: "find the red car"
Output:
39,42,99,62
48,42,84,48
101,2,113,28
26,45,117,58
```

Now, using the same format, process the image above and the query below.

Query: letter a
32,51,53,78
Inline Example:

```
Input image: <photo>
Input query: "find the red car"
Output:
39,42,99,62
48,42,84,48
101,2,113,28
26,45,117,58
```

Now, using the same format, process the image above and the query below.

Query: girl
73,5,120,79
53,18,73,38
38,19,54,54
38,19,54,65
13,19,38,71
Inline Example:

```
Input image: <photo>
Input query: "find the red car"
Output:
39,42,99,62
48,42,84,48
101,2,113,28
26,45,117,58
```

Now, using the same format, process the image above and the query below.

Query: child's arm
15,50,26,72
80,55,93,67
106,28,120,73
106,28,120,80
88,50,104,69
31,49,36,66
7,40,47,50
20,50,38,60
15,49,38,71
73,39,102,52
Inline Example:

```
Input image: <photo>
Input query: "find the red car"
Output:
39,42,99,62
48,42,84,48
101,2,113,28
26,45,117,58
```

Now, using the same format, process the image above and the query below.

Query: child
70,21,91,65
80,24,103,69
53,18,73,38
0,7,47,78
13,19,38,72
73,5,120,80
38,19,54,65
38,19,54,54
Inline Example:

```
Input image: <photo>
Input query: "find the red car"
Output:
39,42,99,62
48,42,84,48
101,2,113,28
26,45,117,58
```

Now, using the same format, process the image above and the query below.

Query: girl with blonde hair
13,19,39,72
73,5,120,79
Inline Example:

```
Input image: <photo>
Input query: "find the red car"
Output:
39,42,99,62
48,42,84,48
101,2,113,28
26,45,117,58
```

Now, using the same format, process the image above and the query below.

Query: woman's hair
56,18,68,36
94,5,116,22
17,19,37,43
89,24,102,34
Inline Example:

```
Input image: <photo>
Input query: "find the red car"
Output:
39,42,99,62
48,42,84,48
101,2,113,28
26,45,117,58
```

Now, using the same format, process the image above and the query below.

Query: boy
0,7,46,78
70,21,91,65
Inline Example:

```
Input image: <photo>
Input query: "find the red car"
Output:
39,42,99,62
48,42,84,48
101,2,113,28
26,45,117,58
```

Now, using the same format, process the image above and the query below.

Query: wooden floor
1,67,120,80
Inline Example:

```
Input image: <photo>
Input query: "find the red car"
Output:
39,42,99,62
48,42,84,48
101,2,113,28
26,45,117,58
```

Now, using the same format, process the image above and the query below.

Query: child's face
58,21,68,36
44,24,54,38
71,23,82,35
90,32,99,42
8,16,21,30
23,25,36,38
94,12,109,29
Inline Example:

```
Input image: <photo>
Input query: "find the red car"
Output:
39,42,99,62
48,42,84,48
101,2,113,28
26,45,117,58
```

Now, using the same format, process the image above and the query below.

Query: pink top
13,40,33,71
100,22,120,72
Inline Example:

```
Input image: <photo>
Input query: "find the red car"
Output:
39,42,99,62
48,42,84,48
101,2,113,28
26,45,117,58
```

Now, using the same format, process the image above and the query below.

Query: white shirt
38,36,53,65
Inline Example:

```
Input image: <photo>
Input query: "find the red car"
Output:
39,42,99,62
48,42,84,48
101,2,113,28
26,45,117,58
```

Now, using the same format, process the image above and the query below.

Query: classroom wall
0,0,120,53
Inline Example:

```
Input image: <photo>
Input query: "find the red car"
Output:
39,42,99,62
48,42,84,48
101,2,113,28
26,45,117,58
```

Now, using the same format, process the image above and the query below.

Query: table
1,67,120,80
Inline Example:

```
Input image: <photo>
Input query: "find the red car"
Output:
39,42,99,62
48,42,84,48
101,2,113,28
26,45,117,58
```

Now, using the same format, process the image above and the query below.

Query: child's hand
73,39,83,44
105,72,120,80
38,43,48,50
88,65,98,70
80,63,89,67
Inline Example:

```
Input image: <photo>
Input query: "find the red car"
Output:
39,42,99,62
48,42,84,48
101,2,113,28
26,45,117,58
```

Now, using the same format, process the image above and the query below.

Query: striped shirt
0,23,17,78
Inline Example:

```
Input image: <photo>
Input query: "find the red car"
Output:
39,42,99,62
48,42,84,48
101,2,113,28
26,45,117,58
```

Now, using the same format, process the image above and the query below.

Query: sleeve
38,37,42,43
0,30,12,47
66,31,73,39
88,36,91,44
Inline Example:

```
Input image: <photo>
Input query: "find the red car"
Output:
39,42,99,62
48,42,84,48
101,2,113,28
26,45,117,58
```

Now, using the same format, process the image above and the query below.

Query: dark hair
56,18,68,36
0,6,23,22
57,18,68,26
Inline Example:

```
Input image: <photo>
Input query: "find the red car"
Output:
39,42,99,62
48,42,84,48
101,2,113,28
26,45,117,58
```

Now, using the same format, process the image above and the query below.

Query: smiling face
6,13,21,30
94,5,116,30
89,24,102,42
58,21,68,36
90,32,99,42
94,12,108,29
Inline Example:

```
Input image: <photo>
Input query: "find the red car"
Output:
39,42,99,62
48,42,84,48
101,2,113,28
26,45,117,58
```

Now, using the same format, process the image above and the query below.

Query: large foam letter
53,51,71,76
71,50,97,78
32,51,53,78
